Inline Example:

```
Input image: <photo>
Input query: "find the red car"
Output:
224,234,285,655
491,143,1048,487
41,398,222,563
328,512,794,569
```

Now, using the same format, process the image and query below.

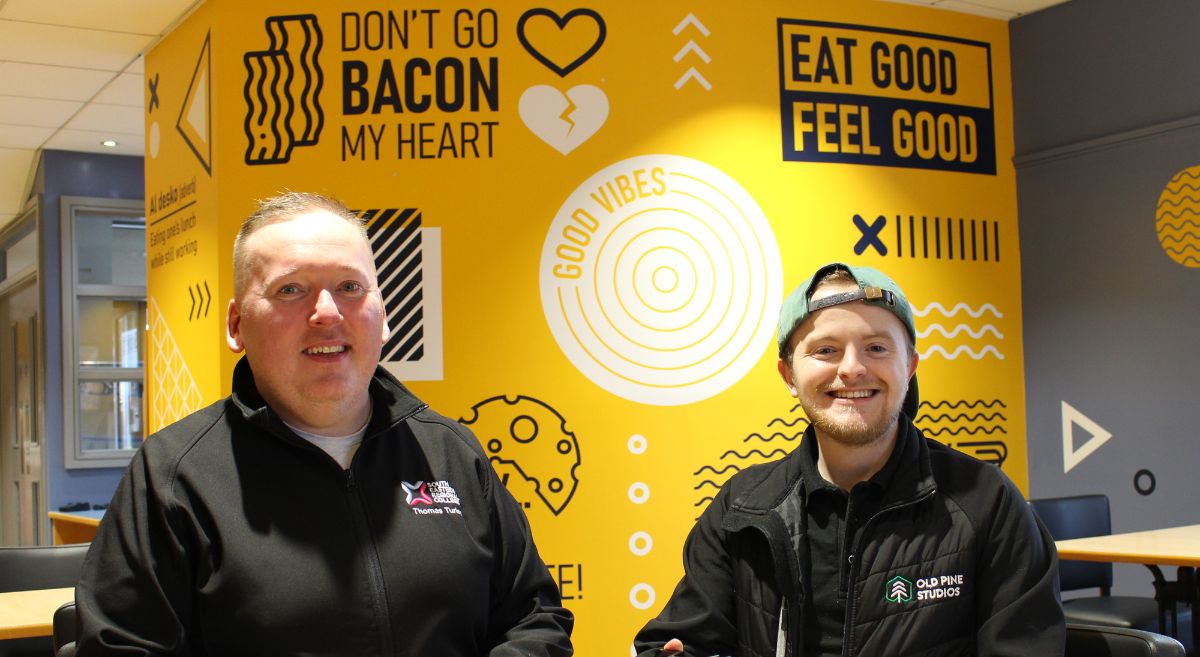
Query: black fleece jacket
76,359,573,657
634,419,1064,657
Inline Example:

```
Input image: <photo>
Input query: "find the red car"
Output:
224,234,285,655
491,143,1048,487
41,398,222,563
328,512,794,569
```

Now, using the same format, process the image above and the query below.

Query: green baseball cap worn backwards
776,262,920,418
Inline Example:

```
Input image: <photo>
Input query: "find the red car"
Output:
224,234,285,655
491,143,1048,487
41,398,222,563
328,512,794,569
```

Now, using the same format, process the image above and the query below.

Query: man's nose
837,346,867,379
310,289,343,324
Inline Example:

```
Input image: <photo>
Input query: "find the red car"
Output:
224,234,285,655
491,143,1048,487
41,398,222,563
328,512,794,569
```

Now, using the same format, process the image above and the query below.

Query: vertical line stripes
887,215,1001,262
359,208,425,363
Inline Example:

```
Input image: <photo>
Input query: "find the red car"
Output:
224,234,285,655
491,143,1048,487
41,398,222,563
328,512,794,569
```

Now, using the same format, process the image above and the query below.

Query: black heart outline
517,8,607,78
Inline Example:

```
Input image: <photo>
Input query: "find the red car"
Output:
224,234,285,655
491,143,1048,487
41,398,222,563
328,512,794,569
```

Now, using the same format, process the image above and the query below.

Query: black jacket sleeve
974,477,1066,657
478,455,575,657
75,446,195,657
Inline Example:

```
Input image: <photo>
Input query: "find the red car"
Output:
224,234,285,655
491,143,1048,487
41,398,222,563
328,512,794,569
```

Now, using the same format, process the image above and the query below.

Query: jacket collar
228,356,428,438
723,415,936,524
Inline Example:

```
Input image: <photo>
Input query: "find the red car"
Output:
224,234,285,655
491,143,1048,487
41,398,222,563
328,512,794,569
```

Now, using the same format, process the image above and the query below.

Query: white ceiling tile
93,72,144,108
64,102,143,135
0,123,55,149
0,62,113,101
0,20,151,71
929,0,1017,19
971,0,1072,14
44,128,143,156
0,0,200,35
125,55,145,76
0,97,82,128
0,148,37,219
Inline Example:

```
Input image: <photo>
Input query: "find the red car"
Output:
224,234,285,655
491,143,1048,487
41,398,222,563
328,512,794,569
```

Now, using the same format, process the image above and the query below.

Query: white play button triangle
1061,401,1112,473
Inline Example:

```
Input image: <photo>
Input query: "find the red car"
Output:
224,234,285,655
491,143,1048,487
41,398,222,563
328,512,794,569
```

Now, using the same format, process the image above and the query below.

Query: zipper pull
345,469,356,490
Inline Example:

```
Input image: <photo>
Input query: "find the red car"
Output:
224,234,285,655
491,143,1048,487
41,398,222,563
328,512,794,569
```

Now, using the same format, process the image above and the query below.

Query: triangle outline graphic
1061,400,1112,474
175,30,212,175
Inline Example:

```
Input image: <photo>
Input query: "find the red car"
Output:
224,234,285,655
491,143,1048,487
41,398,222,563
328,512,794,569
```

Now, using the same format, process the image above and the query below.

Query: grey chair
1030,495,1191,641
1066,623,1186,657
0,544,88,657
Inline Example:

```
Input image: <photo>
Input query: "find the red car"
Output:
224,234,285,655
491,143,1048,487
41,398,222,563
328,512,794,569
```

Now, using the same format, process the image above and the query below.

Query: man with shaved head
76,191,573,657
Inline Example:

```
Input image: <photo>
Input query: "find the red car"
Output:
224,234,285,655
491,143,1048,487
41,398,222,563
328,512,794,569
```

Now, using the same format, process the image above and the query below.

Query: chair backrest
1066,623,1186,657
0,544,89,593
53,602,78,657
1029,494,1114,592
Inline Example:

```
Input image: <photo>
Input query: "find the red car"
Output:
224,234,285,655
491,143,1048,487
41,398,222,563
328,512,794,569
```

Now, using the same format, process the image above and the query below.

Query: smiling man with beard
75,192,573,657
634,262,1063,657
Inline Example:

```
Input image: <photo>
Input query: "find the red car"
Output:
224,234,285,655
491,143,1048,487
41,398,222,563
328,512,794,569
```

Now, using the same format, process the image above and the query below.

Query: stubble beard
799,383,907,448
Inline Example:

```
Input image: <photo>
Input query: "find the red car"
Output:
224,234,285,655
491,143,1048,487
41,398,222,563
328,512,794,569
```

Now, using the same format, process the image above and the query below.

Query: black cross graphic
853,214,888,255
147,73,160,113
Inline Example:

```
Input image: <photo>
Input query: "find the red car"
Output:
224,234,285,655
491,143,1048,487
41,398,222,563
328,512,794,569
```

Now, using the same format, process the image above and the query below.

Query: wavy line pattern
923,426,1008,436
1157,167,1200,268
916,323,1003,340
768,416,810,428
743,431,803,443
720,448,790,460
916,412,1008,423
919,399,1007,409
694,464,740,476
919,345,1005,360
913,302,1002,318
1159,232,1200,246
693,479,721,491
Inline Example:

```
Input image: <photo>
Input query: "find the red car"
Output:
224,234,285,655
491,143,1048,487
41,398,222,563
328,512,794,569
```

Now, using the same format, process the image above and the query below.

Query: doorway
0,277,42,545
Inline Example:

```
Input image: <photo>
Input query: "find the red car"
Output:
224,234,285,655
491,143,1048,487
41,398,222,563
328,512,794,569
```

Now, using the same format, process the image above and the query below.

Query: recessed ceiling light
101,139,119,148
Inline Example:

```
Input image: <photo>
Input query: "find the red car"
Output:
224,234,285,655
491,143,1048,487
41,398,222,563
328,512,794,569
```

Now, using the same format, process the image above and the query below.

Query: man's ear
777,358,799,398
226,299,245,353
381,318,391,343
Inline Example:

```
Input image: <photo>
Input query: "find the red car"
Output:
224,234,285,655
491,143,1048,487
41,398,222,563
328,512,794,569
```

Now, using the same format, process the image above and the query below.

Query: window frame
60,196,146,469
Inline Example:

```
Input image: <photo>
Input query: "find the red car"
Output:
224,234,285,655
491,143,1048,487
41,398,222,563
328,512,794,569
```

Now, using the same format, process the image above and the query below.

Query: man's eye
278,284,301,295
339,281,365,293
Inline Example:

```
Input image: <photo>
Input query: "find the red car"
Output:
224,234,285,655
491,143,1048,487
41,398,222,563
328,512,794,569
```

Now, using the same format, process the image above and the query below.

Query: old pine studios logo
885,575,913,604
885,573,965,603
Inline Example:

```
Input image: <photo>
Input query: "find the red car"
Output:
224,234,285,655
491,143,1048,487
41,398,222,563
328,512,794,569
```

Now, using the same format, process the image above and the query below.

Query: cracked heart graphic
516,8,607,77
519,85,609,155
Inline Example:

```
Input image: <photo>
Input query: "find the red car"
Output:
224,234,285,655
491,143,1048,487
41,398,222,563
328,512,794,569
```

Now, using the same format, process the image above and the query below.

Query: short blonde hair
232,191,367,296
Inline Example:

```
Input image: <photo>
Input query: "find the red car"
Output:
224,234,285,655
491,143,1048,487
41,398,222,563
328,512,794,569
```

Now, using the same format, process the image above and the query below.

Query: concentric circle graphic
540,155,783,405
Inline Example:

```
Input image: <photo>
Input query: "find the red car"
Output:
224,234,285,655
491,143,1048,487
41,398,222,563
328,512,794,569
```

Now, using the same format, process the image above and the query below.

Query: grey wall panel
1012,0,1200,156
1013,0,1200,597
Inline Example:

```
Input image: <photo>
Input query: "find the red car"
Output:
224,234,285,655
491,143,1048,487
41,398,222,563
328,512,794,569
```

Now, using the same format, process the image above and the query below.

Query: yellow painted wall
146,1,1021,653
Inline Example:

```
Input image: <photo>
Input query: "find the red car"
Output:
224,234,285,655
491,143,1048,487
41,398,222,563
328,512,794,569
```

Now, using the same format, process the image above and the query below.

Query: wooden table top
0,587,74,640
48,510,105,527
1055,524,1200,568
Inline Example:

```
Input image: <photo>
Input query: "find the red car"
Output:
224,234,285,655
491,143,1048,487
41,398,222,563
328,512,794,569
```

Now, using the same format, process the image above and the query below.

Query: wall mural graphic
460,395,582,516
361,207,444,381
243,15,325,165
540,154,783,405
145,2,1024,653
914,300,1005,361
1156,166,1200,268
517,9,608,155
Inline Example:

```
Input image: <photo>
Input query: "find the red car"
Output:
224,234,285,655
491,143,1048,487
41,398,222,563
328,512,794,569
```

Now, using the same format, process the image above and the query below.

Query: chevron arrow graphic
674,68,712,91
673,41,711,63
672,12,710,37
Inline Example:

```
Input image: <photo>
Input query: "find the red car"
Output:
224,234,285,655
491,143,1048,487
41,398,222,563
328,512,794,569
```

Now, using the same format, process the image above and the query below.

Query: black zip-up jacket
634,420,1064,657
76,359,573,657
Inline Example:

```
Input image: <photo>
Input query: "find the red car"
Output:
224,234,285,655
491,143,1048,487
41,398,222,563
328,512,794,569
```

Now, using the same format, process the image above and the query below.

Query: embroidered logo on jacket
885,573,965,603
884,576,913,603
402,480,462,516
